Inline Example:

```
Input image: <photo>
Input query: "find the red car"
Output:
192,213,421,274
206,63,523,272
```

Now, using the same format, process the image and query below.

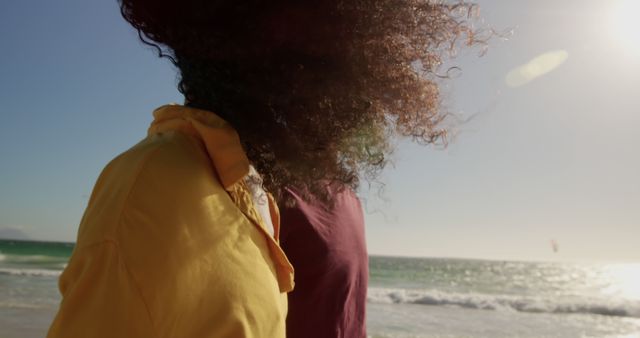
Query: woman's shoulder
107,131,213,183
76,131,227,246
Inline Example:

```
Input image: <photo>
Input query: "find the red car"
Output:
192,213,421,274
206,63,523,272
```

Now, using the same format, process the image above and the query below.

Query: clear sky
1,0,638,262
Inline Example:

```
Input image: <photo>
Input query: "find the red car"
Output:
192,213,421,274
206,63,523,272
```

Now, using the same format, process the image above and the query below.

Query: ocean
1,239,639,338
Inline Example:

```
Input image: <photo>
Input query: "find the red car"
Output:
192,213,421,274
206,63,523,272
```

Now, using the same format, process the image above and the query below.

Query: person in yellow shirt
48,1,480,337
48,104,294,337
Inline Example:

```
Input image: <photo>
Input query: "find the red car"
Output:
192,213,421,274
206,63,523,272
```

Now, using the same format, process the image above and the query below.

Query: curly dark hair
119,0,482,200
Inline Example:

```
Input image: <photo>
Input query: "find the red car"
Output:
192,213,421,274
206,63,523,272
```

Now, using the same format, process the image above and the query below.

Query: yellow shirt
47,105,294,338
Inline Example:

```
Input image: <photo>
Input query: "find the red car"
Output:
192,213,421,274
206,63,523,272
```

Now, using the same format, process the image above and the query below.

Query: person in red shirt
280,186,368,338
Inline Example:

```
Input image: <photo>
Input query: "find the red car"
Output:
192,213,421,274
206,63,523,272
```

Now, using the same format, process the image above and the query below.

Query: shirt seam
78,240,159,338
79,142,166,337
107,240,160,338
110,143,166,338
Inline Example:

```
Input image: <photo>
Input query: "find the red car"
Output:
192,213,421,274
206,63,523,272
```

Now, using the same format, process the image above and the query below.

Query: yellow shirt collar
148,104,250,190
148,104,294,292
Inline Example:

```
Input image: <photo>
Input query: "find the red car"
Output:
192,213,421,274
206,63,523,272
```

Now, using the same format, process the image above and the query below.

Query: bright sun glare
605,264,640,301
611,0,640,53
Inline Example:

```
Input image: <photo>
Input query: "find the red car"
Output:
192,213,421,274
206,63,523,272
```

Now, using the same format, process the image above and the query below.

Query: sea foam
0,268,62,277
367,287,640,319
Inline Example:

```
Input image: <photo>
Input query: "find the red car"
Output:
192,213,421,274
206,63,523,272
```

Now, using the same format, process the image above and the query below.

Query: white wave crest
1,254,66,263
367,287,640,319
0,301,48,310
0,268,62,277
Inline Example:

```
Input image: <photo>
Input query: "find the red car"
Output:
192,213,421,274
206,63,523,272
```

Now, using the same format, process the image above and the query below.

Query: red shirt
280,187,368,338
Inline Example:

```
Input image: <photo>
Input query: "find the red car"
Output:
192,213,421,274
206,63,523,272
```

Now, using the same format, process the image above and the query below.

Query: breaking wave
0,267,62,277
367,287,640,319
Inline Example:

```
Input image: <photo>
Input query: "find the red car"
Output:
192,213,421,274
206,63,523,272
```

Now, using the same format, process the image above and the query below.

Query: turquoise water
368,256,640,337
1,240,640,338
0,240,72,272
0,240,73,338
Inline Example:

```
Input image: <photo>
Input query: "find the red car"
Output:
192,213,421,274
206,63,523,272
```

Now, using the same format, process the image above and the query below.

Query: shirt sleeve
47,241,156,338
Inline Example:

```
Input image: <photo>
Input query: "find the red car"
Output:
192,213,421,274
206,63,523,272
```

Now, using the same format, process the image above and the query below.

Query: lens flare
505,50,569,88
605,263,640,301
